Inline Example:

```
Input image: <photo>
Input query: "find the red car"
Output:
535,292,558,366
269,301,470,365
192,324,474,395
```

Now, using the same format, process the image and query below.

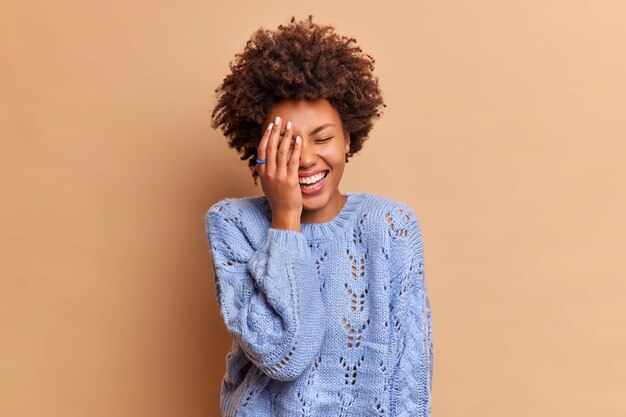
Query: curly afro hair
210,15,386,185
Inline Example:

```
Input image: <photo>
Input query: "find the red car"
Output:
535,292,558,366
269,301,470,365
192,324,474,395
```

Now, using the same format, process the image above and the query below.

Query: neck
300,192,347,224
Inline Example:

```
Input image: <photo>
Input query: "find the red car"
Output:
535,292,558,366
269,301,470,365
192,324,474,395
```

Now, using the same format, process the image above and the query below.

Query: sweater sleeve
204,201,327,381
387,207,433,417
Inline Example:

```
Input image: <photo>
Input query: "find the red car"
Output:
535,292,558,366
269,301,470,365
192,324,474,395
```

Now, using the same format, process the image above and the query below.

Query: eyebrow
309,123,335,135
279,123,336,136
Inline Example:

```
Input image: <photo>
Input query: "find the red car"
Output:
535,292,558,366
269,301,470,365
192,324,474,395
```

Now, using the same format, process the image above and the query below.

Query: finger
266,116,281,174
276,120,294,175
256,121,273,175
287,135,302,178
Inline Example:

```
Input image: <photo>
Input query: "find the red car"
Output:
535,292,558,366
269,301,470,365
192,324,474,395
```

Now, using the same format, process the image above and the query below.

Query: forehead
265,98,341,126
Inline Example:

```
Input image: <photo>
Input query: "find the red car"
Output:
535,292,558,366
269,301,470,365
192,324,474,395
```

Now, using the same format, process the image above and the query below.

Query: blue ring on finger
256,159,267,164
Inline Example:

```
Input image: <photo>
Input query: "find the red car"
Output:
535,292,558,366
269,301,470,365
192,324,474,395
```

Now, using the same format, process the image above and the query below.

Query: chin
302,193,327,207
304,184,335,202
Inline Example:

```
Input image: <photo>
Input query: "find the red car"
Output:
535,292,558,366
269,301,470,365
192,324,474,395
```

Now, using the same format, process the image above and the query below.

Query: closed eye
285,137,333,148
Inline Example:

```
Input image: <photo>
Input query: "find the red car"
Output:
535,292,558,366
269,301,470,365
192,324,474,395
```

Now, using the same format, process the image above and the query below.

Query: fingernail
286,120,292,129
296,136,301,144
267,122,273,131
274,116,281,125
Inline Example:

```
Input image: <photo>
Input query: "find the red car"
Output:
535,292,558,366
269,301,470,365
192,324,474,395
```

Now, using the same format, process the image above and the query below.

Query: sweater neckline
299,192,362,242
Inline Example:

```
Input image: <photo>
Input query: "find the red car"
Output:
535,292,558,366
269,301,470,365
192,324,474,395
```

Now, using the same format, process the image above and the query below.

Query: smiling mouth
299,171,329,190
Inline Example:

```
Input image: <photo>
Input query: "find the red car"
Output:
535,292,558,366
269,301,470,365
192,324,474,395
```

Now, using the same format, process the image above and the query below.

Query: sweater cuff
260,228,312,257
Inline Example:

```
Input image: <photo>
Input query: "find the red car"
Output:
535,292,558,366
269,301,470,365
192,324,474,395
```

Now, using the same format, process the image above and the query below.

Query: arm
204,201,326,381
387,208,433,417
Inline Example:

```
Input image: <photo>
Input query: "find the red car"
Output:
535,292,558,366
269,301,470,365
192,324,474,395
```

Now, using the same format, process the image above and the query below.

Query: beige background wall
1,0,625,416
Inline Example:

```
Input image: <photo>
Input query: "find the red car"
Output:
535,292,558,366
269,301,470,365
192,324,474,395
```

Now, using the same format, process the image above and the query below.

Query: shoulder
206,195,271,221
353,192,421,234
354,192,416,212
205,195,271,244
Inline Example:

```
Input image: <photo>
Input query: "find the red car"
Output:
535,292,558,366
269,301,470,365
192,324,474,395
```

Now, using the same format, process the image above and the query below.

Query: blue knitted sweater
204,192,433,417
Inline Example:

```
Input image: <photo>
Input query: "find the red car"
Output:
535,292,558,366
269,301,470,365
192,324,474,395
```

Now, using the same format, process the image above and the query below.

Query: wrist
271,212,301,232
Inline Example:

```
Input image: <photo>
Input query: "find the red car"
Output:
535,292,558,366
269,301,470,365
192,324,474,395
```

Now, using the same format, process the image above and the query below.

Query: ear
344,130,351,153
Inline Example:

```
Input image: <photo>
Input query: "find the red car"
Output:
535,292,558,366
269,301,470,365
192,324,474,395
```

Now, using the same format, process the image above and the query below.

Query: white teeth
299,171,327,184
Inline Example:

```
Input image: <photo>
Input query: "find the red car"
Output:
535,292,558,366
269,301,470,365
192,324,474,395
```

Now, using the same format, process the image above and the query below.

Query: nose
298,137,317,167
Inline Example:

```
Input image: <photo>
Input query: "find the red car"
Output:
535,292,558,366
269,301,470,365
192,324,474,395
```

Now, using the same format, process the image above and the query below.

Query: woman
205,15,433,417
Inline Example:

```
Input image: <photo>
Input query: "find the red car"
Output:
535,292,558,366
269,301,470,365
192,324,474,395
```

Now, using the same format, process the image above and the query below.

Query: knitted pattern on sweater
204,192,433,417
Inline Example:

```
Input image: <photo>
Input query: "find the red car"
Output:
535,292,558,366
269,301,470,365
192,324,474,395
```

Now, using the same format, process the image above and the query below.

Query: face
262,98,351,224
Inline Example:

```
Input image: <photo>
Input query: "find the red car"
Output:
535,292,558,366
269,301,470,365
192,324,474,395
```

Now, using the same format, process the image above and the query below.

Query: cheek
319,144,347,166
